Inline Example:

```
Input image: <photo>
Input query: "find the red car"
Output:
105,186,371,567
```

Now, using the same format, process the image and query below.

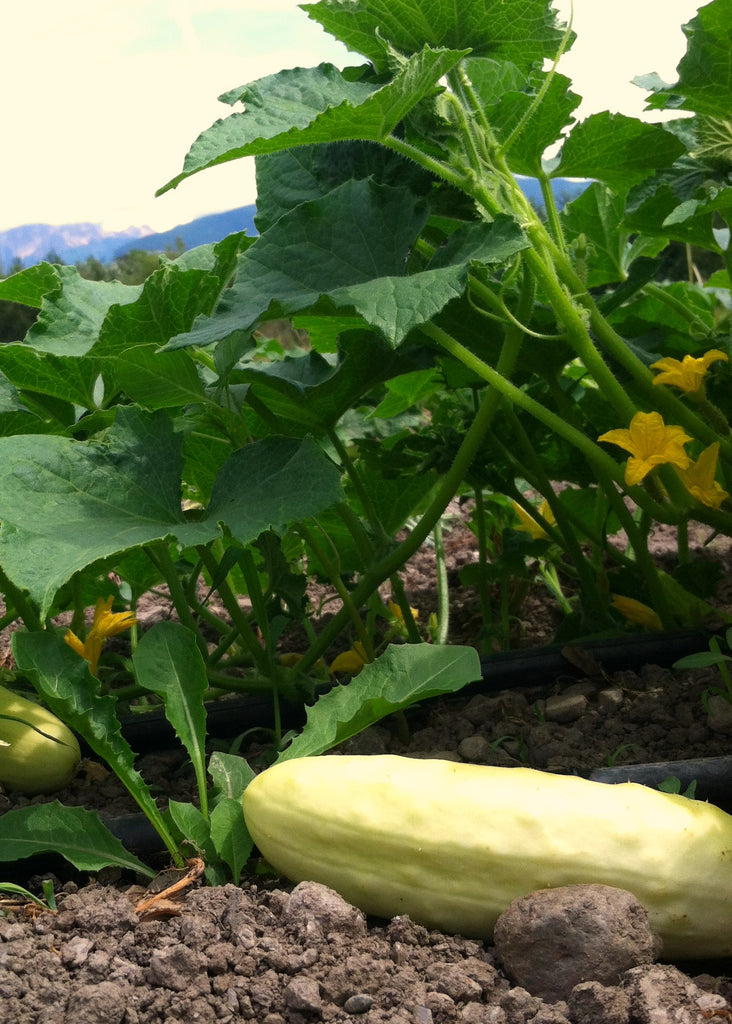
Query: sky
1,0,705,235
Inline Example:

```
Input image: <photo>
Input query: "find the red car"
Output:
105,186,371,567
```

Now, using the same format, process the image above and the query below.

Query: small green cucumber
242,754,732,959
0,685,81,795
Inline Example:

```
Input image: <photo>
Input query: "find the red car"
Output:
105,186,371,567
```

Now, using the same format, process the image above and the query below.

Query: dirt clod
493,884,662,1002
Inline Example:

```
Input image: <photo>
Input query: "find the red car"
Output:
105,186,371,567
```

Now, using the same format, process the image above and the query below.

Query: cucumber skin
242,754,732,959
0,685,81,795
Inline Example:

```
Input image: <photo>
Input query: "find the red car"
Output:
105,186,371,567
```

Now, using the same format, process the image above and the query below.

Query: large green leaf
158,49,466,194
553,114,686,194
279,642,481,760
232,331,421,434
302,0,569,75
0,262,62,310
23,267,142,357
205,435,343,539
166,179,429,349
167,184,526,352
0,802,154,876
0,408,343,614
643,0,732,118
254,140,435,233
0,345,102,409
132,622,210,815
113,347,207,410
96,240,247,357
560,183,665,288
464,59,580,177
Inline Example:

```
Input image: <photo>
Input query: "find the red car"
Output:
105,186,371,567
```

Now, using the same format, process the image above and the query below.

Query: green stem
144,542,209,661
195,546,279,688
297,521,375,661
293,382,508,675
537,171,567,255
0,565,41,631
420,321,672,520
388,575,422,644
432,518,450,645
504,406,604,617
643,282,713,338
471,485,494,642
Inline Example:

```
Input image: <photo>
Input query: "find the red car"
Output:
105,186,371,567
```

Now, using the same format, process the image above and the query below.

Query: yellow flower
611,595,663,631
598,411,691,486
512,499,556,540
677,442,730,509
387,599,419,623
650,349,728,394
64,596,137,676
329,642,368,676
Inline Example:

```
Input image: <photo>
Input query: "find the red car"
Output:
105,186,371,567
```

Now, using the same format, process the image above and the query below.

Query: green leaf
0,262,62,310
113,347,206,410
0,408,197,613
208,750,256,803
302,0,569,75
132,622,210,815
647,0,732,117
279,642,481,760
467,62,580,177
158,49,466,194
165,179,430,349
370,367,441,418
0,802,154,876
170,189,526,352
0,345,102,409
24,267,142,357
166,799,231,884
553,114,686,193
205,435,344,542
11,630,173,856
96,252,243,356
0,411,342,613
254,140,434,233
210,798,253,881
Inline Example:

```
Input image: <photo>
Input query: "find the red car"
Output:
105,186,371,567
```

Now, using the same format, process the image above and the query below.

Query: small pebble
343,993,374,1013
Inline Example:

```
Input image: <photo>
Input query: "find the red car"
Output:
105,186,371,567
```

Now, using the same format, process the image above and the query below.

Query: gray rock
493,884,661,1003
543,693,589,723
282,880,366,942
597,688,625,714
284,975,322,1014
458,735,492,762
706,693,732,733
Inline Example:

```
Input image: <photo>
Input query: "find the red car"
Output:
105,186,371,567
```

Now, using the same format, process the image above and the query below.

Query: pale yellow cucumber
242,754,732,959
0,684,81,794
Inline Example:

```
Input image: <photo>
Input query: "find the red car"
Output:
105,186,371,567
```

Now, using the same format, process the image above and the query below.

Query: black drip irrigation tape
116,628,713,755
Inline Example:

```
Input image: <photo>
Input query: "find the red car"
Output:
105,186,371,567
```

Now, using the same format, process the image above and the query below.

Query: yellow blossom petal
611,595,663,631
512,499,556,540
651,349,728,393
598,411,691,486
387,599,419,622
329,641,368,676
64,596,137,676
63,630,86,660
89,596,137,639
677,442,730,509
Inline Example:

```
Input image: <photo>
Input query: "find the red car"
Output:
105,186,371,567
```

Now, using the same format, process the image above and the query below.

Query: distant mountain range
0,206,258,273
0,178,589,273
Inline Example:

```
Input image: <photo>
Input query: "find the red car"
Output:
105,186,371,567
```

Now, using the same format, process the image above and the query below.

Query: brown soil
1,515,731,1022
